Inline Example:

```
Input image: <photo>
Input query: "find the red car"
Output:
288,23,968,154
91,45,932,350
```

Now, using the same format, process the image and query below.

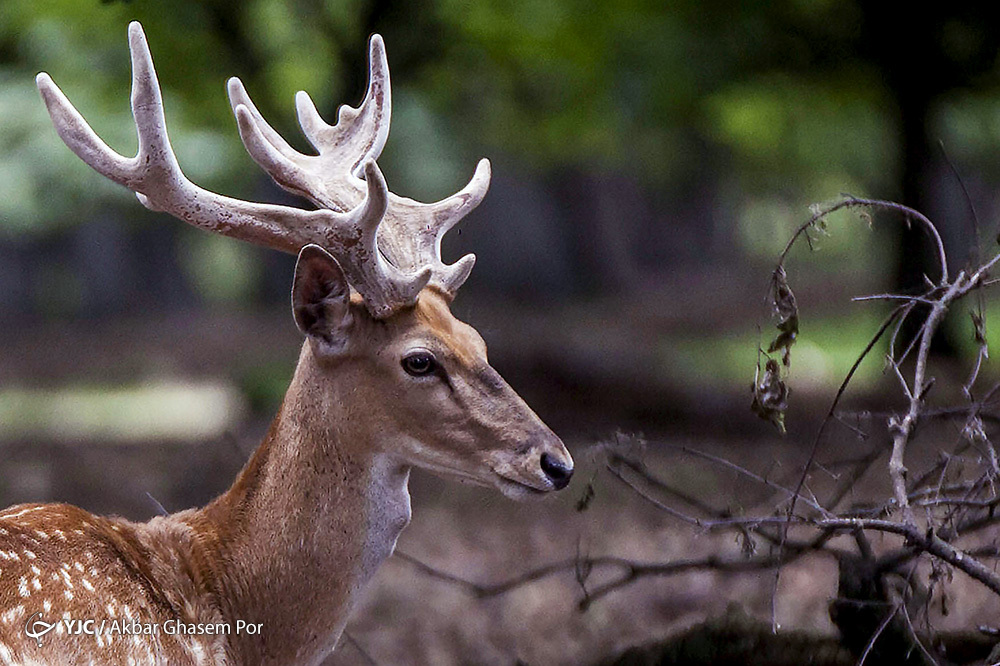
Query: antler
35,21,490,318
227,33,491,297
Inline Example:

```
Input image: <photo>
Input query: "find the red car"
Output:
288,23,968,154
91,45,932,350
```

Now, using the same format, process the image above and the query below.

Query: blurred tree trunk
859,3,1000,355
551,169,641,294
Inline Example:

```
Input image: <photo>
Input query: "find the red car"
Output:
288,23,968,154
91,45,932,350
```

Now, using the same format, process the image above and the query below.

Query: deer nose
540,452,573,490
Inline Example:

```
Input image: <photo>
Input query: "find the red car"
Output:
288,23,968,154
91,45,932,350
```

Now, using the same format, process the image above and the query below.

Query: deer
0,22,574,666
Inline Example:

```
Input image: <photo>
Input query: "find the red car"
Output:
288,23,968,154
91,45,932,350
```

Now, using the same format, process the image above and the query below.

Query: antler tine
379,157,492,297
36,22,186,204
230,101,316,205
38,21,430,318
226,78,300,164
295,32,391,180
36,71,134,183
339,160,432,317
226,77,325,207
226,32,391,187
225,34,391,212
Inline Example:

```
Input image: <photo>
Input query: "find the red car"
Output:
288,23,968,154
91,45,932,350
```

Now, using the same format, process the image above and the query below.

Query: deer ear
292,244,353,354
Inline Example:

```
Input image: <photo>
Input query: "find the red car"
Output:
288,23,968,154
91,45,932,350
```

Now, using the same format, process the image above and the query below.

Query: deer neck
194,343,411,665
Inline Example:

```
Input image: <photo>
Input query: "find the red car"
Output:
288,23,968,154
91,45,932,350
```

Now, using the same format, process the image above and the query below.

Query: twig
889,275,969,526
853,293,939,305
778,197,948,284
825,441,886,511
856,603,900,666
611,455,725,518
899,597,941,666
394,545,829,608
653,444,831,517
605,462,702,526
609,453,846,554
341,631,379,666
577,550,811,610
810,517,1000,596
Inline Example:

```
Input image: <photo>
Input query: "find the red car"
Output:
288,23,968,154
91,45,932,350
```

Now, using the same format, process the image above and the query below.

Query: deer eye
402,351,438,377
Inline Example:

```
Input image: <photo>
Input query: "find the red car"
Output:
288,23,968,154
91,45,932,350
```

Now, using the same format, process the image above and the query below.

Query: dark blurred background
4,1,1000,663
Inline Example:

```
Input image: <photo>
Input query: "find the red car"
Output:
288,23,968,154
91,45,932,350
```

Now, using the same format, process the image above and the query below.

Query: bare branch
810,518,1000,596
648,445,831,517
605,462,703,526
856,603,900,666
778,197,948,285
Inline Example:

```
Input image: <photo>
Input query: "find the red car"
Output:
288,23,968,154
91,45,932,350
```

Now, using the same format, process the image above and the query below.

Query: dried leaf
603,431,646,461
771,267,798,322
751,358,789,434
575,481,595,513
738,530,757,558
574,539,592,592
574,558,592,587
971,311,988,355
767,316,799,365
768,267,799,365
962,415,987,446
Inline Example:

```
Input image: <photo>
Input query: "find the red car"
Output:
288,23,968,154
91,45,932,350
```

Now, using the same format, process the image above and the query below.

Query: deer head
36,22,574,497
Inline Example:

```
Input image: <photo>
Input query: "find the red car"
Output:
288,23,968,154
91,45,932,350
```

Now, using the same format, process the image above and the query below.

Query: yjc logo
24,612,56,647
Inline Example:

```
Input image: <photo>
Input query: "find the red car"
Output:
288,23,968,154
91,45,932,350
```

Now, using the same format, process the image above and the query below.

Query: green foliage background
2,0,1000,305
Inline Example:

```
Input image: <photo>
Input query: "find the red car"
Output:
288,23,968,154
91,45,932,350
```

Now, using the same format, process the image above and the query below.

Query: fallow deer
0,22,573,665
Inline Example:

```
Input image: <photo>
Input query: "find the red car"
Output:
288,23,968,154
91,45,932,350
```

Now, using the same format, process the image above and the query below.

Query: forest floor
328,431,1000,665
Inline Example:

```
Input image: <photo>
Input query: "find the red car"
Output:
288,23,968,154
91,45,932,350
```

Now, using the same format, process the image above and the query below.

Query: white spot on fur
1,606,24,624
74,562,84,573
43,599,51,612
31,578,41,591
0,643,13,662
18,577,28,598
63,590,73,601
1,506,44,520
34,530,49,540
30,565,40,575
23,550,36,560
82,578,95,592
